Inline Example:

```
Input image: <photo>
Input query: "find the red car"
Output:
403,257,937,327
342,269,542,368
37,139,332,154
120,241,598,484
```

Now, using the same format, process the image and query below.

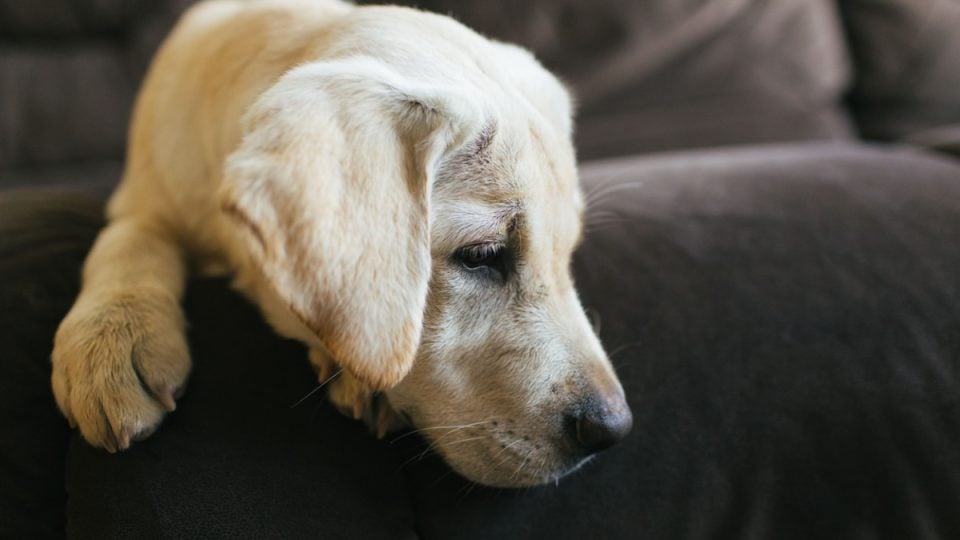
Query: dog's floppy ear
221,58,480,390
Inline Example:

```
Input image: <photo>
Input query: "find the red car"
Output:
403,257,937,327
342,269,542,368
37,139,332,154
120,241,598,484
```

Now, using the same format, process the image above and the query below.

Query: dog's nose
568,393,633,454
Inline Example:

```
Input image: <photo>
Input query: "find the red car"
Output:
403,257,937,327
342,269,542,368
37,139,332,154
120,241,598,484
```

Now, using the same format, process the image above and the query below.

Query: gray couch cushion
401,142,960,539
405,0,855,159
840,0,960,144
0,0,127,37
0,46,134,168
0,0,192,169
1,0,856,171
0,190,104,539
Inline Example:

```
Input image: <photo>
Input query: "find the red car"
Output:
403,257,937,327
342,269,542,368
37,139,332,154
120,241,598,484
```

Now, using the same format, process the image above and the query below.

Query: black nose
568,394,633,454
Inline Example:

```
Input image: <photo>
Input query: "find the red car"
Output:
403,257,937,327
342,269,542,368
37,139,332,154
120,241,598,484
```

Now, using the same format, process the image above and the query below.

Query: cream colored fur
51,0,626,487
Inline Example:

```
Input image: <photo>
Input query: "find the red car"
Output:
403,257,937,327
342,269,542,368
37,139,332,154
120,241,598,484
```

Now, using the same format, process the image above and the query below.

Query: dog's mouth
387,411,595,488
436,433,595,488
355,385,625,488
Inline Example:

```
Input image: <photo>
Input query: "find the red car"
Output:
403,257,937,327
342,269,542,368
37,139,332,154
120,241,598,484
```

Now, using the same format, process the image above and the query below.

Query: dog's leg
51,218,190,451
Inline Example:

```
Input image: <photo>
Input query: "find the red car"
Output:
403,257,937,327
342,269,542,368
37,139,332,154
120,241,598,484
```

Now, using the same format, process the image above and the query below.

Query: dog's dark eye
455,242,508,278
458,242,502,269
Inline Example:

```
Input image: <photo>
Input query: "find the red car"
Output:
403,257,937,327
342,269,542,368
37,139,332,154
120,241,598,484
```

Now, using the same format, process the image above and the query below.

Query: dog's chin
355,401,589,488
446,452,594,488
432,441,594,488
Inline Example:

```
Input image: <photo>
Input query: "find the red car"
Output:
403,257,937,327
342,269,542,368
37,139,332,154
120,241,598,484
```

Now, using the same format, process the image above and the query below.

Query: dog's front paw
51,291,191,451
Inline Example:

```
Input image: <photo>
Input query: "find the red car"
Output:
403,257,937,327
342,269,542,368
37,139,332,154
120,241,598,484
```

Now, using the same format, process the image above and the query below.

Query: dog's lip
486,453,595,488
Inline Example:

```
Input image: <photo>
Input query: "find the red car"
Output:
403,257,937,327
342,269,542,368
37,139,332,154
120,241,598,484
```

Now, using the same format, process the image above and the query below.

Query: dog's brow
445,200,521,242
470,122,497,163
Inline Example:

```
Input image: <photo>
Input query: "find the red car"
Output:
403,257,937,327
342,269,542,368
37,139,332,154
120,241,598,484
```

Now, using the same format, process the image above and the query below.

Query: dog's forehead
432,120,582,253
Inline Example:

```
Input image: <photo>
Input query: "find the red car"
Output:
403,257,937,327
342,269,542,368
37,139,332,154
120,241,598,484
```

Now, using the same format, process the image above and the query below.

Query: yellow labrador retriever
51,0,631,487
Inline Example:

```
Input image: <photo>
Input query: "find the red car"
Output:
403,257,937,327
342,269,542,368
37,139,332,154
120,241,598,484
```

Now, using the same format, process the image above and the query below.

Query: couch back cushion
405,0,855,159
0,0,191,170
1,0,854,169
839,0,960,144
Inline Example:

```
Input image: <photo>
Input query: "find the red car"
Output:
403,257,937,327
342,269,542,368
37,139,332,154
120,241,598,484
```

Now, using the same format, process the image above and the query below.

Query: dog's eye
455,242,507,275
457,242,502,269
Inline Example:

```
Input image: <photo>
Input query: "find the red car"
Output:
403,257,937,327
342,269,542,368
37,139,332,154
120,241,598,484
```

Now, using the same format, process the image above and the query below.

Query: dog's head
221,8,630,487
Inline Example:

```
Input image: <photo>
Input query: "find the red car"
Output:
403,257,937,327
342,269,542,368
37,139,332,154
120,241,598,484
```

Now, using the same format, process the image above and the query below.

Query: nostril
569,398,633,454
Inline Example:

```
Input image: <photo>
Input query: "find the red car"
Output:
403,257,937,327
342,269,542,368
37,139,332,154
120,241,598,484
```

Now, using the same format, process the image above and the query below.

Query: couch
1,0,959,538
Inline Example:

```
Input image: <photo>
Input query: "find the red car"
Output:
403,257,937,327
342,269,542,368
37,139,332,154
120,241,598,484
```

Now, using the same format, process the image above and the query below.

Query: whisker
511,449,535,482
583,222,633,236
583,217,633,234
534,457,547,483
608,340,643,359
396,450,428,472
396,432,489,473
388,420,488,445
289,368,343,408
492,438,525,468
583,172,638,206
584,216,631,228
456,480,479,501
582,174,620,203
427,467,458,489
583,209,621,224
585,179,649,208
439,435,488,448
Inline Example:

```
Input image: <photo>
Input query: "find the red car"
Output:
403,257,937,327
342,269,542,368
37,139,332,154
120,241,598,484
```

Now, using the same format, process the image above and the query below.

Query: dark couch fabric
66,281,419,539
840,0,960,144
3,143,955,538
0,0,192,169
399,143,960,539
2,0,855,170
404,0,855,159
2,0,955,173
0,190,103,539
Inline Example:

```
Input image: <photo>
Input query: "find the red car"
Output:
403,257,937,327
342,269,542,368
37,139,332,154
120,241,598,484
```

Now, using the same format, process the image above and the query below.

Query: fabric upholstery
399,142,960,539
392,0,855,159
0,0,130,37
0,0,192,169
0,190,103,539
64,279,420,538
1,0,855,173
840,0,960,144
0,45,133,167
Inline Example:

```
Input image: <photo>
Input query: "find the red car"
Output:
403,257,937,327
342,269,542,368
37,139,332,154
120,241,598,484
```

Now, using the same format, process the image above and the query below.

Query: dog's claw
308,348,337,384
156,386,177,412
315,352,406,436
373,396,405,438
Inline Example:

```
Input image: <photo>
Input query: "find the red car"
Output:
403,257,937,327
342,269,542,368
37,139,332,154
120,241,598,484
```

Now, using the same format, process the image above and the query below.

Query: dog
51,0,631,488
